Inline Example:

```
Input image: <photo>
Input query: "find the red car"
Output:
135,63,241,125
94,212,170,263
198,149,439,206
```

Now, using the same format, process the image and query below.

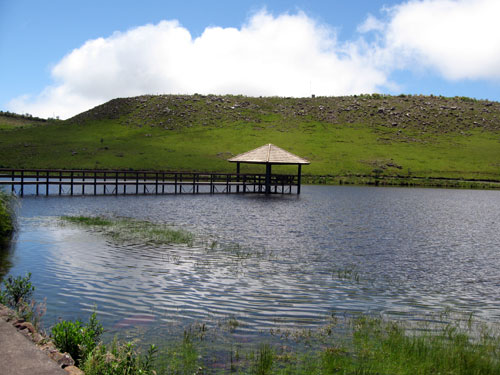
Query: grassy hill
1,94,500,188
0,111,50,130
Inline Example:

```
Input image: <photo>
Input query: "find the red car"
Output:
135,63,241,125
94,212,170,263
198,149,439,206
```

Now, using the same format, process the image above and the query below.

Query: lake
1,185,500,342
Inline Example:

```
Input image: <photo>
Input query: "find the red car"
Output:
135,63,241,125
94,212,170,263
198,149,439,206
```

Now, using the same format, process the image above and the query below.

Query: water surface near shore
2,185,500,340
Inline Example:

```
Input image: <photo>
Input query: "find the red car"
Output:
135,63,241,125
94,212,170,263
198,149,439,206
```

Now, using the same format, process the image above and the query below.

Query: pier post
20,170,24,197
123,172,127,195
70,171,74,196
82,171,85,195
36,171,39,196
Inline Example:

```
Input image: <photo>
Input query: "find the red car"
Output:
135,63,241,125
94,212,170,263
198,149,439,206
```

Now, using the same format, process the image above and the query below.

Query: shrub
0,191,14,241
51,310,103,366
0,272,34,308
52,319,84,363
0,272,46,328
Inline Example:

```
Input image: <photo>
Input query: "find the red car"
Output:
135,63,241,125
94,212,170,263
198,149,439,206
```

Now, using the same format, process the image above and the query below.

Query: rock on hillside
67,94,500,134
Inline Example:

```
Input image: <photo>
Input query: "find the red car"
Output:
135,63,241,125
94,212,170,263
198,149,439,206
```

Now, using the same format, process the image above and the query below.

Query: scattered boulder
64,366,84,375
49,351,75,367
14,321,36,334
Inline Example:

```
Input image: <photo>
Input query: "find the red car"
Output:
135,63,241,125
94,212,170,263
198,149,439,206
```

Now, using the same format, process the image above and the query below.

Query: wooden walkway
0,169,300,197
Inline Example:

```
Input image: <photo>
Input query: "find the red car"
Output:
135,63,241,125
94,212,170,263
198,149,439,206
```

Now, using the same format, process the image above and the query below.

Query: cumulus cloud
11,2,500,119
366,0,500,80
9,10,388,119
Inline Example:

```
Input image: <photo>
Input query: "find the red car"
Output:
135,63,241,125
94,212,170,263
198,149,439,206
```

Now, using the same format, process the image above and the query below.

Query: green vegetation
1,94,500,188
0,191,14,243
82,312,500,374
52,310,103,366
3,272,500,374
0,272,34,309
0,272,45,327
62,215,113,226
82,341,158,375
61,215,194,245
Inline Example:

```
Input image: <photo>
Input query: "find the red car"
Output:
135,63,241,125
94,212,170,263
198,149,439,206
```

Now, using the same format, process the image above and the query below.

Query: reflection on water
2,186,500,341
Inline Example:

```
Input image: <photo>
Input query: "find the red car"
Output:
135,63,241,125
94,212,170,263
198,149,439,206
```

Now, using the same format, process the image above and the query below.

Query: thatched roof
228,144,310,165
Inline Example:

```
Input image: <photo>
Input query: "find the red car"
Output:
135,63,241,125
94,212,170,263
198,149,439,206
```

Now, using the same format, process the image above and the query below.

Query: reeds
61,215,194,246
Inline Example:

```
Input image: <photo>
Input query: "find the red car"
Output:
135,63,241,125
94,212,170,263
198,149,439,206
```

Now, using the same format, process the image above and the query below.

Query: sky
1,0,500,119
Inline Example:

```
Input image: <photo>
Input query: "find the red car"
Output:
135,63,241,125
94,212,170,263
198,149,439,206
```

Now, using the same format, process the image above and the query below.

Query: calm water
1,185,500,340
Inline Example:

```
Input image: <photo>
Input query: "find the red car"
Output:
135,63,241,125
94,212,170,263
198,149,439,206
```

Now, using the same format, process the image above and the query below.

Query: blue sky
1,0,499,119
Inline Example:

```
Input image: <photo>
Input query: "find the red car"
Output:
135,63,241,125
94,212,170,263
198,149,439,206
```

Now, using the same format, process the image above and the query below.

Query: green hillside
1,94,500,187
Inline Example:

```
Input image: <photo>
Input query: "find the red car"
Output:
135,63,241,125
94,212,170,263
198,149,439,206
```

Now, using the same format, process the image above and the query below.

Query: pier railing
0,169,299,196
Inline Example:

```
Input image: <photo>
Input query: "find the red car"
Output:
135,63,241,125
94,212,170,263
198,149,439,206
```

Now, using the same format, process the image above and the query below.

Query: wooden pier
0,168,300,197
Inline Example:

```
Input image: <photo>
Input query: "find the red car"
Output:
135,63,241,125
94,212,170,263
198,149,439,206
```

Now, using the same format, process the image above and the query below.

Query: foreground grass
61,215,194,246
3,272,499,374
47,308,500,374
159,315,500,375
1,94,500,187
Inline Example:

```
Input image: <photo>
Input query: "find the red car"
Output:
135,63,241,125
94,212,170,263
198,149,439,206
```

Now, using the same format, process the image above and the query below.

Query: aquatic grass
113,218,194,246
155,331,200,375
346,315,500,375
61,215,194,246
333,264,361,283
62,215,113,226
82,340,158,375
176,313,500,375
251,344,274,375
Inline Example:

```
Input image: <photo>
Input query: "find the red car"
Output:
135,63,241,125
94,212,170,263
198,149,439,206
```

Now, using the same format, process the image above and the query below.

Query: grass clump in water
62,215,112,226
61,215,194,246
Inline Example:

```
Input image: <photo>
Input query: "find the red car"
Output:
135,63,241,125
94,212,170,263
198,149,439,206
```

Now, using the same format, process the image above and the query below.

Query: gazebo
228,144,310,194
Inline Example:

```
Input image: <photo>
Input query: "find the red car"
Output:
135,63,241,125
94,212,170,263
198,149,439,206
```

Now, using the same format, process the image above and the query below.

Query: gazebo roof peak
228,143,310,165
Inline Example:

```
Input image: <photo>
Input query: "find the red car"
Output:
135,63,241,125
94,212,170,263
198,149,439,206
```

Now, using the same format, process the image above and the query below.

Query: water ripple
3,186,500,338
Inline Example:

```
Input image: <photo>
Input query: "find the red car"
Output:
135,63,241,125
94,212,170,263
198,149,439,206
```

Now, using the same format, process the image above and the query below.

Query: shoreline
303,174,500,190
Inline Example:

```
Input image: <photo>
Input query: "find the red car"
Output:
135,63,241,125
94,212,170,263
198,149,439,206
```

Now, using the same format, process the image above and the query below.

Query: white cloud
8,10,388,119
13,2,500,119
369,0,500,80
357,14,385,33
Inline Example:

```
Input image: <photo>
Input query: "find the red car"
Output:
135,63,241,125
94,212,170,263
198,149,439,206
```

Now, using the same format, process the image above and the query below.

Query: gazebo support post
236,162,240,193
265,163,272,194
297,164,302,195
